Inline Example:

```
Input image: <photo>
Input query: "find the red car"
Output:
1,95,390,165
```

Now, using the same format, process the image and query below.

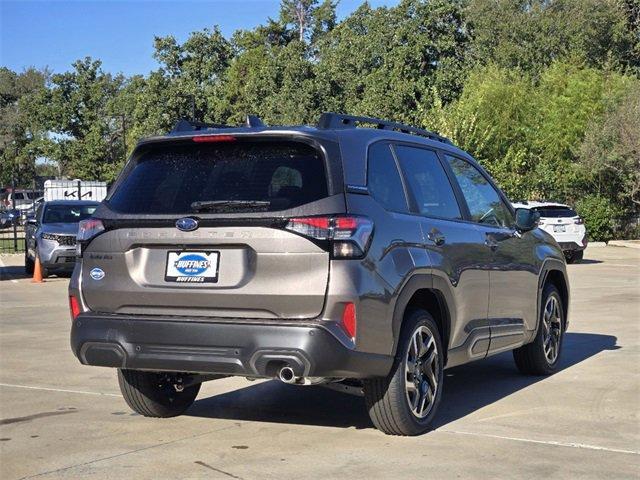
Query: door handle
427,228,446,246
484,233,499,251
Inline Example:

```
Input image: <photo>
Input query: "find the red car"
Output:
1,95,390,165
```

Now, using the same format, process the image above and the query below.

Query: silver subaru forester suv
70,114,569,435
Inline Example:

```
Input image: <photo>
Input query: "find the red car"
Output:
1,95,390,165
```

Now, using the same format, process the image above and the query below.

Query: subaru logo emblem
176,217,198,232
90,267,105,281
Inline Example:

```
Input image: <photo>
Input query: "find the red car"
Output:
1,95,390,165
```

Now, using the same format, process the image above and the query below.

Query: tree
427,60,638,206
0,67,48,186
152,28,233,123
280,0,337,42
315,0,470,123
24,58,124,181
466,0,639,75
579,85,640,209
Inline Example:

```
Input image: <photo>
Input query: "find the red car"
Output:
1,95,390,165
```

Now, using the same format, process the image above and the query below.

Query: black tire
24,250,34,275
117,369,200,418
573,250,584,263
513,284,564,375
363,310,444,436
38,256,49,279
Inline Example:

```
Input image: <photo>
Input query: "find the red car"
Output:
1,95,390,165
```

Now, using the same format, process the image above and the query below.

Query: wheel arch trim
534,258,570,340
390,274,454,361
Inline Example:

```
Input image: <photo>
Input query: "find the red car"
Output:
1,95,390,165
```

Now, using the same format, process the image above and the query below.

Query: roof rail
171,115,265,133
245,115,265,128
317,113,451,144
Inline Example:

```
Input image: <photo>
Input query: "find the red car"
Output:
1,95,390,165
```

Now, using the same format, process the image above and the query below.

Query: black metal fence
0,180,107,253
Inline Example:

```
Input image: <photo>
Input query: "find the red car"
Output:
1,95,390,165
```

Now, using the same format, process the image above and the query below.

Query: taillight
76,218,105,256
192,135,236,143
574,217,584,225
69,295,81,320
341,302,357,340
285,215,373,259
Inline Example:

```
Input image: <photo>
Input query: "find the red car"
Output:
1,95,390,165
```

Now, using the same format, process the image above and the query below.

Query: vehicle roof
136,123,476,187
512,201,573,210
44,200,101,206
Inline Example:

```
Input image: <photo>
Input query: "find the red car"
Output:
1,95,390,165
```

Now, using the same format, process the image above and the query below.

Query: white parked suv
512,201,587,263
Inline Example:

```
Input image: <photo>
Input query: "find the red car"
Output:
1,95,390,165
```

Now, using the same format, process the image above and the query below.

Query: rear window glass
43,205,97,223
108,141,328,214
535,207,577,218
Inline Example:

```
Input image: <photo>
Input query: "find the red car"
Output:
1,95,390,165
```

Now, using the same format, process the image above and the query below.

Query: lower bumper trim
71,314,393,379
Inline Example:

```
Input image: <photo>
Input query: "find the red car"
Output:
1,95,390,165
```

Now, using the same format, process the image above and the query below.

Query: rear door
393,144,490,360
81,137,339,319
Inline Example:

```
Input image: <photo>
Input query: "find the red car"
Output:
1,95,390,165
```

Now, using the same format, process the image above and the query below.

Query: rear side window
394,145,461,220
108,141,328,214
367,142,408,212
535,207,577,218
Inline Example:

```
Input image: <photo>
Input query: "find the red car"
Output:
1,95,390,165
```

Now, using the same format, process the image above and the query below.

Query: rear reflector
192,135,236,143
69,295,81,320
341,303,357,340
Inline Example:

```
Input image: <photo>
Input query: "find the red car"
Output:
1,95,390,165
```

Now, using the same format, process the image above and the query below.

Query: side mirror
27,218,38,226
515,208,540,232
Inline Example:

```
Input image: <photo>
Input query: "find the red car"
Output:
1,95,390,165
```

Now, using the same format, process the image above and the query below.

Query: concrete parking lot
0,246,638,479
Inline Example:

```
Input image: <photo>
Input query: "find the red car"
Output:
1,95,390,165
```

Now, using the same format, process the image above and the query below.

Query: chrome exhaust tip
278,366,297,384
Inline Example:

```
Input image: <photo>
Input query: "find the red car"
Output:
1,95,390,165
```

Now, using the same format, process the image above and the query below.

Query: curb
587,242,607,248
608,240,640,249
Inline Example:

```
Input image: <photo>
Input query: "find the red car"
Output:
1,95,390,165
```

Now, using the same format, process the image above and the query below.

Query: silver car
25,200,99,277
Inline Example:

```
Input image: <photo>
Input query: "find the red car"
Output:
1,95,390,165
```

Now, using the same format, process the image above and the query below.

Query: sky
1,0,398,76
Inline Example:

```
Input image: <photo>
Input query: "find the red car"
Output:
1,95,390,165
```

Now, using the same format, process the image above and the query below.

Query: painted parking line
0,382,120,398
440,429,639,456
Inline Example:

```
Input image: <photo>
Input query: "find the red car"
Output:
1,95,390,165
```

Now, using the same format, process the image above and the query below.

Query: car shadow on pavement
0,264,71,281
0,264,31,281
431,332,618,429
186,332,618,431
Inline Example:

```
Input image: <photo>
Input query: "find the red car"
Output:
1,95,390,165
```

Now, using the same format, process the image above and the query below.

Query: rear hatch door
81,134,344,319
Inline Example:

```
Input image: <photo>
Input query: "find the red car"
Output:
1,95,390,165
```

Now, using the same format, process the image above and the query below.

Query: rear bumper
70,314,393,379
558,241,586,252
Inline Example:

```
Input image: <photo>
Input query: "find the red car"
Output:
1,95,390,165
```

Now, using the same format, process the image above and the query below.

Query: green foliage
0,67,48,186
22,58,125,182
579,84,640,209
427,60,639,218
466,0,639,75
575,194,622,241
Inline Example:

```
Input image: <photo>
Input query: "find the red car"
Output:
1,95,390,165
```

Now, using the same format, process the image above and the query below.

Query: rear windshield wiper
191,200,271,212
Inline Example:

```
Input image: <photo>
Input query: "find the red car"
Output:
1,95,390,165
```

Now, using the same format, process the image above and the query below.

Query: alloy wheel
542,295,562,364
405,325,439,419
